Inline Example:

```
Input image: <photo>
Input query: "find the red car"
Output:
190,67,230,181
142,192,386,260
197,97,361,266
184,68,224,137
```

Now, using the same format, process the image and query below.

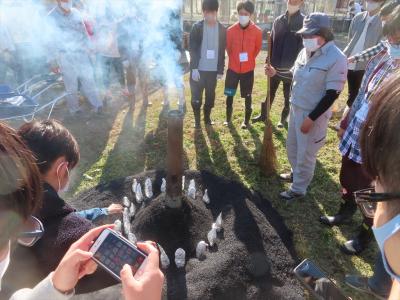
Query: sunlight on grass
66,50,376,299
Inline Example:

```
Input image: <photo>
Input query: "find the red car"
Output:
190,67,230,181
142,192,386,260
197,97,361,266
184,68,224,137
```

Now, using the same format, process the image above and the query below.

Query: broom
259,32,277,176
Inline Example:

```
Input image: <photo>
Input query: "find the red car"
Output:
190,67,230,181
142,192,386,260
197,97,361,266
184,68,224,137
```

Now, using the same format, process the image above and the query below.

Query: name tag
206,50,215,60
239,52,248,62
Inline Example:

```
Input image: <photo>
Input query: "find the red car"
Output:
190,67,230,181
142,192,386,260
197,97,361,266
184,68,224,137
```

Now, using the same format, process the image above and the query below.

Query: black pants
347,70,365,107
98,56,125,89
340,154,373,226
190,70,217,110
270,75,292,122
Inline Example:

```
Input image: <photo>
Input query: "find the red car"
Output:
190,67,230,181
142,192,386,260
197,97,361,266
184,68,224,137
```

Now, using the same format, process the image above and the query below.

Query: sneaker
279,173,293,182
241,122,249,129
340,239,366,255
345,275,387,300
280,190,304,201
277,122,284,129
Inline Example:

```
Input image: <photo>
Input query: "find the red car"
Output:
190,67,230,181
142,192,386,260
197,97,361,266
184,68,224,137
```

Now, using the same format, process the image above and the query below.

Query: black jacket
270,11,304,70
189,20,226,75
1,184,117,298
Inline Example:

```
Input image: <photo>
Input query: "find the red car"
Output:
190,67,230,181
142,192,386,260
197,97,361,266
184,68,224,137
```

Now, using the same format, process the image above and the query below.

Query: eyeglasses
17,216,44,247
354,188,400,219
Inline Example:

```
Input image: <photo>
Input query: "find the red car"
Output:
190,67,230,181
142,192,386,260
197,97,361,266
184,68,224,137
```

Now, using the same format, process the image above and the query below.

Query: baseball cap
297,13,331,35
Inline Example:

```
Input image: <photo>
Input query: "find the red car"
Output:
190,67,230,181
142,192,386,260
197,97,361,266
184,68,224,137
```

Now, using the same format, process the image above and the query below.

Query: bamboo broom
259,32,277,176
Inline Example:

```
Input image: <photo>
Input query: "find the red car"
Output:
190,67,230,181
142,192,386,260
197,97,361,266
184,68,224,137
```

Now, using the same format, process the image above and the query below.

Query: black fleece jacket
1,183,117,297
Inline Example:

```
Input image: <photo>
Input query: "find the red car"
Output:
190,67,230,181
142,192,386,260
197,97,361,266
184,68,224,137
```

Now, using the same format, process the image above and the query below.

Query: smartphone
90,228,148,281
294,259,351,300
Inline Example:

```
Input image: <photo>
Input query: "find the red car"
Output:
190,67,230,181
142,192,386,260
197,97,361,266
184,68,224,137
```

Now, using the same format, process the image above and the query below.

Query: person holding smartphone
2,120,123,296
0,122,164,300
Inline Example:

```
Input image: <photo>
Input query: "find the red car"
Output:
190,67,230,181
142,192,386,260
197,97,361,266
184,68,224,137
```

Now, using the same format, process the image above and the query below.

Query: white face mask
287,4,301,14
385,41,400,60
56,162,70,193
239,15,250,27
365,1,381,13
0,242,10,291
303,38,320,52
60,1,72,12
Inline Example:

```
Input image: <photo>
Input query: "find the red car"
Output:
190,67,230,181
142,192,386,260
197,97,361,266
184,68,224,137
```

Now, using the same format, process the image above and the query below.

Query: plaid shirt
340,52,396,163
350,41,386,63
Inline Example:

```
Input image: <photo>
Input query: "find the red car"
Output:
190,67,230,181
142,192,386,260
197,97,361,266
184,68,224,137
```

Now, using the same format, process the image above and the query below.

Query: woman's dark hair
361,71,400,195
18,120,80,174
237,1,255,14
317,27,335,42
0,122,42,220
349,1,355,6
202,0,219,12
380,0,399,17
383,6,400,36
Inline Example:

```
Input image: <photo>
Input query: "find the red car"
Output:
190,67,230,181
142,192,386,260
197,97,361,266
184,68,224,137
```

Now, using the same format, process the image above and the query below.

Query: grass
55,51,377,299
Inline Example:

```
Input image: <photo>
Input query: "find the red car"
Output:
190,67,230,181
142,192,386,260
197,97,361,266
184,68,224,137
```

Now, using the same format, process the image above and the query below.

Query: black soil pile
72,170,304,300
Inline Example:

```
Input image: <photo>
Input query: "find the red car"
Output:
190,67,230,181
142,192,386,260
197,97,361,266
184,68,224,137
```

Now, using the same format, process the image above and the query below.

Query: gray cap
297,13,331,35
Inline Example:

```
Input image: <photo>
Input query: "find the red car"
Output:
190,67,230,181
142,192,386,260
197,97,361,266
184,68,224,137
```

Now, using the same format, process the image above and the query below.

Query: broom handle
266,32,272,125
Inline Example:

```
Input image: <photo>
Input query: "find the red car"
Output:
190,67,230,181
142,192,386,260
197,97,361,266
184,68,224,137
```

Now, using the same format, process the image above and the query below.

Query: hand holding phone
52,224,114,293
121,242,164,300
90,228,149,281
294,259,351,300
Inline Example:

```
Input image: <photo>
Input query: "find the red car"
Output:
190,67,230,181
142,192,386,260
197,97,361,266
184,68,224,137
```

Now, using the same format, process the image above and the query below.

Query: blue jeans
368,252,392,296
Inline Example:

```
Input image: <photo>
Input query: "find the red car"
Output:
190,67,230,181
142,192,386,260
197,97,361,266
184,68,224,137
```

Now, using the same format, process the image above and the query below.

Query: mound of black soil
72,170,304,300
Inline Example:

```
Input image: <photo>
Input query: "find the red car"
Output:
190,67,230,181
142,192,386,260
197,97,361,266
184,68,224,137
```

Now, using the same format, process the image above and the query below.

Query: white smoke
0,0,184,90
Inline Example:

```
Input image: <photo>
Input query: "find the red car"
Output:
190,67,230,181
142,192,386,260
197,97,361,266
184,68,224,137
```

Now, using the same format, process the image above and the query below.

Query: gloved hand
191,69,200,82
217,74,224,80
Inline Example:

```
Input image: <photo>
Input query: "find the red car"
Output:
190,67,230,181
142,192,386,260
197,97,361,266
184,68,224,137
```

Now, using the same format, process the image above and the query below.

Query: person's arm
189,23,200,70
254,29,262,58
11,225,114,300
389,280,400,300
308,90,341,121
311,55,348,120
76,203,123,221
349,41,385,63
217,24,227,75
301,55,347,134
226,29,232,57
10,273,74,300
76,208,108,221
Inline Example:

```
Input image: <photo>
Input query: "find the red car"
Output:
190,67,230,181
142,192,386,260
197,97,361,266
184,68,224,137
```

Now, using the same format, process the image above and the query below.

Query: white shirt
348,15,376,70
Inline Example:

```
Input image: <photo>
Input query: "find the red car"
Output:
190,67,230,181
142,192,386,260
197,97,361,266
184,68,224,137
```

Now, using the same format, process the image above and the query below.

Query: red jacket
226,21,262,74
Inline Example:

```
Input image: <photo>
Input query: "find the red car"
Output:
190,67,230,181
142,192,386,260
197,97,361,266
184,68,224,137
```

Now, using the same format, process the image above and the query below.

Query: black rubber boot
241,97,252,129
224,97,233,126
319,200,357,226
193,108,201,129
252,101,266,123
204,107,214,126
340,221,373,255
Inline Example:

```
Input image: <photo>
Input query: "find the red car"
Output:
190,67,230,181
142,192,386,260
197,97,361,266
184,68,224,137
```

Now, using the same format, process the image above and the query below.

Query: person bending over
0,122,164,300
3,120,122,295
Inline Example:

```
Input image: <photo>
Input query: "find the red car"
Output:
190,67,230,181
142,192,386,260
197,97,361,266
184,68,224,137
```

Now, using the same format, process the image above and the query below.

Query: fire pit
71,110,304,299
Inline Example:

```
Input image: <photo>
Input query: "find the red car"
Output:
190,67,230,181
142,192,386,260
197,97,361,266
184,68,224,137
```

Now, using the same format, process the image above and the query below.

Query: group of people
1,0,400,299
0,0,187,116
190,0,400,298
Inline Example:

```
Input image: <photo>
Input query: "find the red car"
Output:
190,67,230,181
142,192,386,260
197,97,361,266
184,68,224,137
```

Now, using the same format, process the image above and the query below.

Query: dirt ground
71,170,304,300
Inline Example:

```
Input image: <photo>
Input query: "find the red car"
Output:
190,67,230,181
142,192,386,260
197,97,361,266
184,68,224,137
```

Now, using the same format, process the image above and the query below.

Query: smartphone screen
92,230,147,280
294,259,350,300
